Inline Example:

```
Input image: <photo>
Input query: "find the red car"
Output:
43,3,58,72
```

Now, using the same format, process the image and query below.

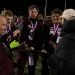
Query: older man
50,9,75,75
0,16,13,75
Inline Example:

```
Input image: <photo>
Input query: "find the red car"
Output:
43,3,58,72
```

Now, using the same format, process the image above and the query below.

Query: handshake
20,42,34,51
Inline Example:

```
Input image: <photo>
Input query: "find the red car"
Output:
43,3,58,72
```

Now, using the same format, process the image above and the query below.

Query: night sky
0,0,74,16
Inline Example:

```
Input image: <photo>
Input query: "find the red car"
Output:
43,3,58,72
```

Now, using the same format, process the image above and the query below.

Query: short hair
1,10,13,17
62,9,75,20
51,8,62,16
28,5,39,12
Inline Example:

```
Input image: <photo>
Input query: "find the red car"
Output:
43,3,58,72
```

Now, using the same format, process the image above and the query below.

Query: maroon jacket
42,23,62,54
0,41,13,75
21,17,44,50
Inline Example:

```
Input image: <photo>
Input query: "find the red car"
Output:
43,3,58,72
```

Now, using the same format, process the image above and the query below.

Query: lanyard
30,21,37,31
28,17,37,32
53,24,59,34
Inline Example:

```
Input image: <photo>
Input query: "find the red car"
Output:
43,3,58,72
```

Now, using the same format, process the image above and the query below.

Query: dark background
0,0,74,16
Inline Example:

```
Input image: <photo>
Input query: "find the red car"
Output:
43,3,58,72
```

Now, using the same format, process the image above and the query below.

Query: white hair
62,9,75,20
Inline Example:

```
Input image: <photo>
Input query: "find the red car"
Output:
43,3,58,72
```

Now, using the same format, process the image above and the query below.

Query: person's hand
30,47,34,51
25,43,29,48
49,41,57,49
21,42,29,48
13,29,20,37
7,35,11,42
41,49,47,54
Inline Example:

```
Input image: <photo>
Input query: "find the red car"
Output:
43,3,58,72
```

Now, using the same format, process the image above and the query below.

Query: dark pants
41,53,50,75
17,52,39,75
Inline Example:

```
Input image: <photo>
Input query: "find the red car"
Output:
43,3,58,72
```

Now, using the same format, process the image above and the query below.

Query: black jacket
55,19,75,64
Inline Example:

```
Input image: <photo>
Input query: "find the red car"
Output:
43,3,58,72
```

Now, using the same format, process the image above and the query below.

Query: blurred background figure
38,14,43,21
